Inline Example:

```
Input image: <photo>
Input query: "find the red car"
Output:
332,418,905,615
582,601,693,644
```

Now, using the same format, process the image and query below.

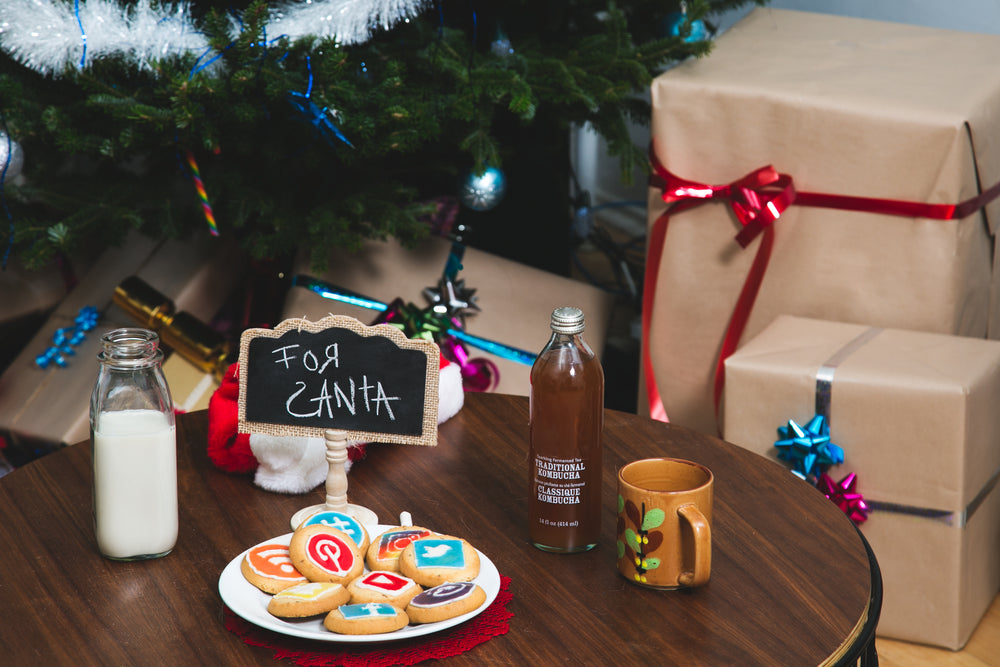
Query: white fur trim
437,362,464,424
249,433,327,494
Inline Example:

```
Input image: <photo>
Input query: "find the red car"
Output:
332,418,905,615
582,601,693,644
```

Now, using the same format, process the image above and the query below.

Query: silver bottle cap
550,306,585,334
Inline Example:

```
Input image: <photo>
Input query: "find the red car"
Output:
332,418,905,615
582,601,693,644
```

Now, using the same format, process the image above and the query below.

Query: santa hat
207,356,464,493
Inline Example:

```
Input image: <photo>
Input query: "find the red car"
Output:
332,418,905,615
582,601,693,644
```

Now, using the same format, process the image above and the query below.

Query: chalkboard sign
237,316,440,446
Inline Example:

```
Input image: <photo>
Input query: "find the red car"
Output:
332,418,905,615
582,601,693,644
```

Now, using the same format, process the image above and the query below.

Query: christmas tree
0,0,762,271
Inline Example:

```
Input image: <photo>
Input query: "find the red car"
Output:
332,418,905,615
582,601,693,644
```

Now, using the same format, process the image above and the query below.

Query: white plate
219,526,501,643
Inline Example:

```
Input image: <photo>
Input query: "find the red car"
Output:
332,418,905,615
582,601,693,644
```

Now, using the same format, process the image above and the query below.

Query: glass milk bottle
90,328,178,560
529,306,604,552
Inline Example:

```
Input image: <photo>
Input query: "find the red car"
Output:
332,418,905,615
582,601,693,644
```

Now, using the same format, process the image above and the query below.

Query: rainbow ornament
185,150,219,236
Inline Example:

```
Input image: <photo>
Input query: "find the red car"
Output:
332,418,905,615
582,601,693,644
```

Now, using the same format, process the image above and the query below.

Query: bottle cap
550,306,585,334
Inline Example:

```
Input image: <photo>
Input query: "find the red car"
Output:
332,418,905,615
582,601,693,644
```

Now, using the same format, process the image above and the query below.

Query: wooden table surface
0,392,878,665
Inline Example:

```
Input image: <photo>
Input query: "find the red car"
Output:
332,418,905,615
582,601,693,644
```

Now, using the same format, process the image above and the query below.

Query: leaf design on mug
624,528,640,551
617,494,625,514
641,508,666,531
625,499,641,526
616,540,625,559
642,557,661,571
645,530,664,553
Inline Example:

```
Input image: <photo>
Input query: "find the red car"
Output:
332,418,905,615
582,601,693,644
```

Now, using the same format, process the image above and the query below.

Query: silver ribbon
814,325,999,528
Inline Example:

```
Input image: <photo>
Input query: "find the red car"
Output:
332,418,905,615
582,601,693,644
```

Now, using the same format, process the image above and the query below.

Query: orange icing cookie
240,543,308,594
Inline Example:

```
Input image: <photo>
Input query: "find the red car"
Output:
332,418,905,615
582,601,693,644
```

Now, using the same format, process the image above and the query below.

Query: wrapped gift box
0,233,243,456
644,8,1000,434
283,236,614,396
723,315,1000,650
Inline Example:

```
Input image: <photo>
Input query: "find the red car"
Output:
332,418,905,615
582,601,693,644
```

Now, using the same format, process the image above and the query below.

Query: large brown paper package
645,8,1000,434
723,315,1000,650
0,234,244,453
283,236,613,397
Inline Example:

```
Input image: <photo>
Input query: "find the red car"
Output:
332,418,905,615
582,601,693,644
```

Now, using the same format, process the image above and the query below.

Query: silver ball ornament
459,166,507,212
0,132,24,180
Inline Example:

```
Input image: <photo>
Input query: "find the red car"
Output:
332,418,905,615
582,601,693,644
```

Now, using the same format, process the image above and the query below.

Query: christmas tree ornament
185,150,219,236
491,28,514,58
459,165,506,211
663,2,709,43
0,132,25,181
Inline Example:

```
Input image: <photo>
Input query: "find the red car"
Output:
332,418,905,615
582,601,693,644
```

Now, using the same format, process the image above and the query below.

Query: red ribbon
644,143,1000,426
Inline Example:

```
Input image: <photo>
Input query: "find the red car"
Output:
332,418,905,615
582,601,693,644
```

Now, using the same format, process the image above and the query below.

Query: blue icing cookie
302,511,367,547
412,538,466,569
339,602,399,619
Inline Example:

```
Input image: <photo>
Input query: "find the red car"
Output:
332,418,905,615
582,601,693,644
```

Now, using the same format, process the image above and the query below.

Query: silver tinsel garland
0,0,429,77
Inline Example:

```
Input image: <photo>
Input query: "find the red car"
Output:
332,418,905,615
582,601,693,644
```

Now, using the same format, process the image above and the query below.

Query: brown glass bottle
529,306,604,553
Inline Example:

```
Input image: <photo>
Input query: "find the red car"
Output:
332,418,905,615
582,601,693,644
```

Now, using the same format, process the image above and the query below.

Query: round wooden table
0,392,879,665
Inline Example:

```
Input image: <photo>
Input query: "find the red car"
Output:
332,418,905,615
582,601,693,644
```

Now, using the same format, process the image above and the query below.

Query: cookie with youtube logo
347,570,422,607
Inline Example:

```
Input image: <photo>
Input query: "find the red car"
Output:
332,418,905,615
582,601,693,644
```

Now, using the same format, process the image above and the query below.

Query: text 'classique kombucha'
529,306,604,552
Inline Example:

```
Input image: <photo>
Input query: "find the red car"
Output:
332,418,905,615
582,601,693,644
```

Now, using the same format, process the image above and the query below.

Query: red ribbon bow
643,142,1000,427
652,158,796,249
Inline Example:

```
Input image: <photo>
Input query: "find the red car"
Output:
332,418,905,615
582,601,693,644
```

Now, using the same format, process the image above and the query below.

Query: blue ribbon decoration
288,56,353,148
36,306,99,369
290,274,536,366
774,414,844,479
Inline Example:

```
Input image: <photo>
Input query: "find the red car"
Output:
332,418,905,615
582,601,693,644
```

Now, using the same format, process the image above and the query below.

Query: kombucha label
535,455,587,505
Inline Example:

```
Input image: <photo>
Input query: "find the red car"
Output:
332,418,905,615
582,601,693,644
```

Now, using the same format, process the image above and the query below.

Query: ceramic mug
616,457,713,589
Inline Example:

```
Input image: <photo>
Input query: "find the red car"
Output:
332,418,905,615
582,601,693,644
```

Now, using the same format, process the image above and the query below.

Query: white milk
93,409,178,560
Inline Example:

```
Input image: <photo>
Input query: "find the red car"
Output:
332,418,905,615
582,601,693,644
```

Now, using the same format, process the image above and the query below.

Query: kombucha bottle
529,306,604,552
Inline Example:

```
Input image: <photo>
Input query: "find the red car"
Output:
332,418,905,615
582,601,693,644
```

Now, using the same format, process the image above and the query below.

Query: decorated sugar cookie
323,602,409,635
347,570,422,607
365,526,436,572
398,536,480,587
301,510,371,553
406,581,486,624
289,524,364,584
240,543,308,594
267,582,350,618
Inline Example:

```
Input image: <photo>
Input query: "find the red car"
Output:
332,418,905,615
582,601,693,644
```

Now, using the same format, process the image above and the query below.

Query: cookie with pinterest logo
288,524,364,584
323,602,409,635
398,536,480,587
267,582,350,618
406,581,486,624
240,542,308,594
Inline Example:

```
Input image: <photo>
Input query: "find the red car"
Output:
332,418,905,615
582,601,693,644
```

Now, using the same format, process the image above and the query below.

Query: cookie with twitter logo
398,535,480,587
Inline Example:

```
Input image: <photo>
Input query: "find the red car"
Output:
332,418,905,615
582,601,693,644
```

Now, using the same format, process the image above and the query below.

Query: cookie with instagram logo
288,524,364,584
240,542,308,594
347,570,423,607
323,602,409,635
406,581,486,624
398,536,480,587
365,526,436,572
267,582,350,618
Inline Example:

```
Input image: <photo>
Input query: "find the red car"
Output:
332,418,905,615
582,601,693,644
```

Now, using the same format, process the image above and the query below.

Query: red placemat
224,576,513,666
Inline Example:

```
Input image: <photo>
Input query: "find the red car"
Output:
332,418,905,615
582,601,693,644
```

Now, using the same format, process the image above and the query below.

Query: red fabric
224,576,513,666
207,363,257,474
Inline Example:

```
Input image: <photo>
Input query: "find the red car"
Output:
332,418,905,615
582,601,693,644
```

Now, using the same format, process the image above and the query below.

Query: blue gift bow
290,275,536,366
36,306,99,369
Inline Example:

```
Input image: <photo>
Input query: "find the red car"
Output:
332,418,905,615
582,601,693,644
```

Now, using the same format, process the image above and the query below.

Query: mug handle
676,503,711,587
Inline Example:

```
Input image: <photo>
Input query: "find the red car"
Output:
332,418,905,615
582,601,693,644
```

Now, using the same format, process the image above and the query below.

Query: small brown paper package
645,8,1000,435
282,236,614,397
723,315,1000,650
